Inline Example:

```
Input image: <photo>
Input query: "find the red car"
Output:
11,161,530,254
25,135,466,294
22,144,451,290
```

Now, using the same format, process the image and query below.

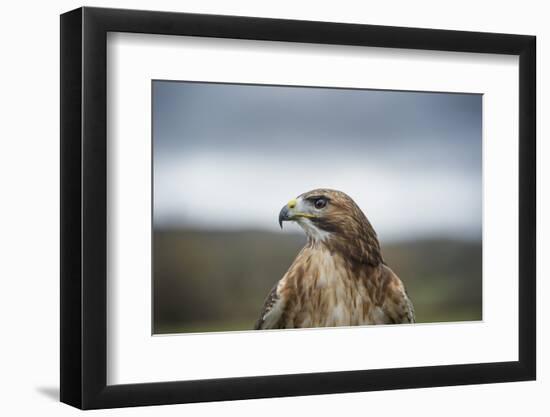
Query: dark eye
314,198,327,209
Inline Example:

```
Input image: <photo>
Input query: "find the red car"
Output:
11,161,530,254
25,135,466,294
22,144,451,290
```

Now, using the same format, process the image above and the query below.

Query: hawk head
278,188,383,266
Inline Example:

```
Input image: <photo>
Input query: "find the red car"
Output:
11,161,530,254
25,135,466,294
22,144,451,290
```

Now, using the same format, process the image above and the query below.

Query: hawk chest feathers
277,246,393,328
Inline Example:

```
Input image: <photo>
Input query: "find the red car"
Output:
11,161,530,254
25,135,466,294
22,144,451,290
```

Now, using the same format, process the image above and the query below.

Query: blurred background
153,81,482,334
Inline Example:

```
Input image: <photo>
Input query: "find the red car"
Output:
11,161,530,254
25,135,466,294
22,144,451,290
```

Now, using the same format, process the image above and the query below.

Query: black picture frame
60,6,536,410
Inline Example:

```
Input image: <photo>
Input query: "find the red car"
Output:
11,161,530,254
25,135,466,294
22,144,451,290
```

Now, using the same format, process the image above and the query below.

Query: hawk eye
314,198,327,209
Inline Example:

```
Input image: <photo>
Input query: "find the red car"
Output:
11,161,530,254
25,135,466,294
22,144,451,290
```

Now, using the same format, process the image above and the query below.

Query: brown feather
255,189,415,329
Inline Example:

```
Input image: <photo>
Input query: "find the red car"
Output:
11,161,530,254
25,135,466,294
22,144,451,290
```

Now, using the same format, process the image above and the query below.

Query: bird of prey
254,189,414,330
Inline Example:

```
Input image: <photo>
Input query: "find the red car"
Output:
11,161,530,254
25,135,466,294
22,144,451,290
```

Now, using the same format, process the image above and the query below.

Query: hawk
254,189,414,330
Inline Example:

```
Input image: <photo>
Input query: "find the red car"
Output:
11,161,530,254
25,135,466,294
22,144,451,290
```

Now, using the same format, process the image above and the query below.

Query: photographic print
61,9,536,407
152,81,482,334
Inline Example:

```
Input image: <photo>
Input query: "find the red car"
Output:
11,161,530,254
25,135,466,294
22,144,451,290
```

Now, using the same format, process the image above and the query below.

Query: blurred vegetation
153,229,482,334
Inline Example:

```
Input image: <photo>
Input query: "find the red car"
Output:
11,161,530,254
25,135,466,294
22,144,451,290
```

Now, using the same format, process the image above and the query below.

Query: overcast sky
153,81,482,241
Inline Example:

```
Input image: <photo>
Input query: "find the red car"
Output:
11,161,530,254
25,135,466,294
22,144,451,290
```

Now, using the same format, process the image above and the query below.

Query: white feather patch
296,218,332,242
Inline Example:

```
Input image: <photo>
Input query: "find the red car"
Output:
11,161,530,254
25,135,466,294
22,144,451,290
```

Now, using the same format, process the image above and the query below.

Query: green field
153,229,482,334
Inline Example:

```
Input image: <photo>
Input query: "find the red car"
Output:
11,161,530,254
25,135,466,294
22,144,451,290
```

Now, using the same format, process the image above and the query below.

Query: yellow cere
287,199,297,209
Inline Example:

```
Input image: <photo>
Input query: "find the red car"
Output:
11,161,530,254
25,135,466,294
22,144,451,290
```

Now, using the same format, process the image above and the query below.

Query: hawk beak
279,205,291,229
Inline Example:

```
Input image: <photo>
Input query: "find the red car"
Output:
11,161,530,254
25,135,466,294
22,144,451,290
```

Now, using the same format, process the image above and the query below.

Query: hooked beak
278,198,315,229
278,205,291,229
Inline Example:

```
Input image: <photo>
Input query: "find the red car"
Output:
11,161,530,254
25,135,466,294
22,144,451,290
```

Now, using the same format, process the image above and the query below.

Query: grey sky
153,81,481,241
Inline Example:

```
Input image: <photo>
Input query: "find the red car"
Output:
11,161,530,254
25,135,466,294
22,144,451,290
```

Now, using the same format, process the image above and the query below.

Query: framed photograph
60,6,536,409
